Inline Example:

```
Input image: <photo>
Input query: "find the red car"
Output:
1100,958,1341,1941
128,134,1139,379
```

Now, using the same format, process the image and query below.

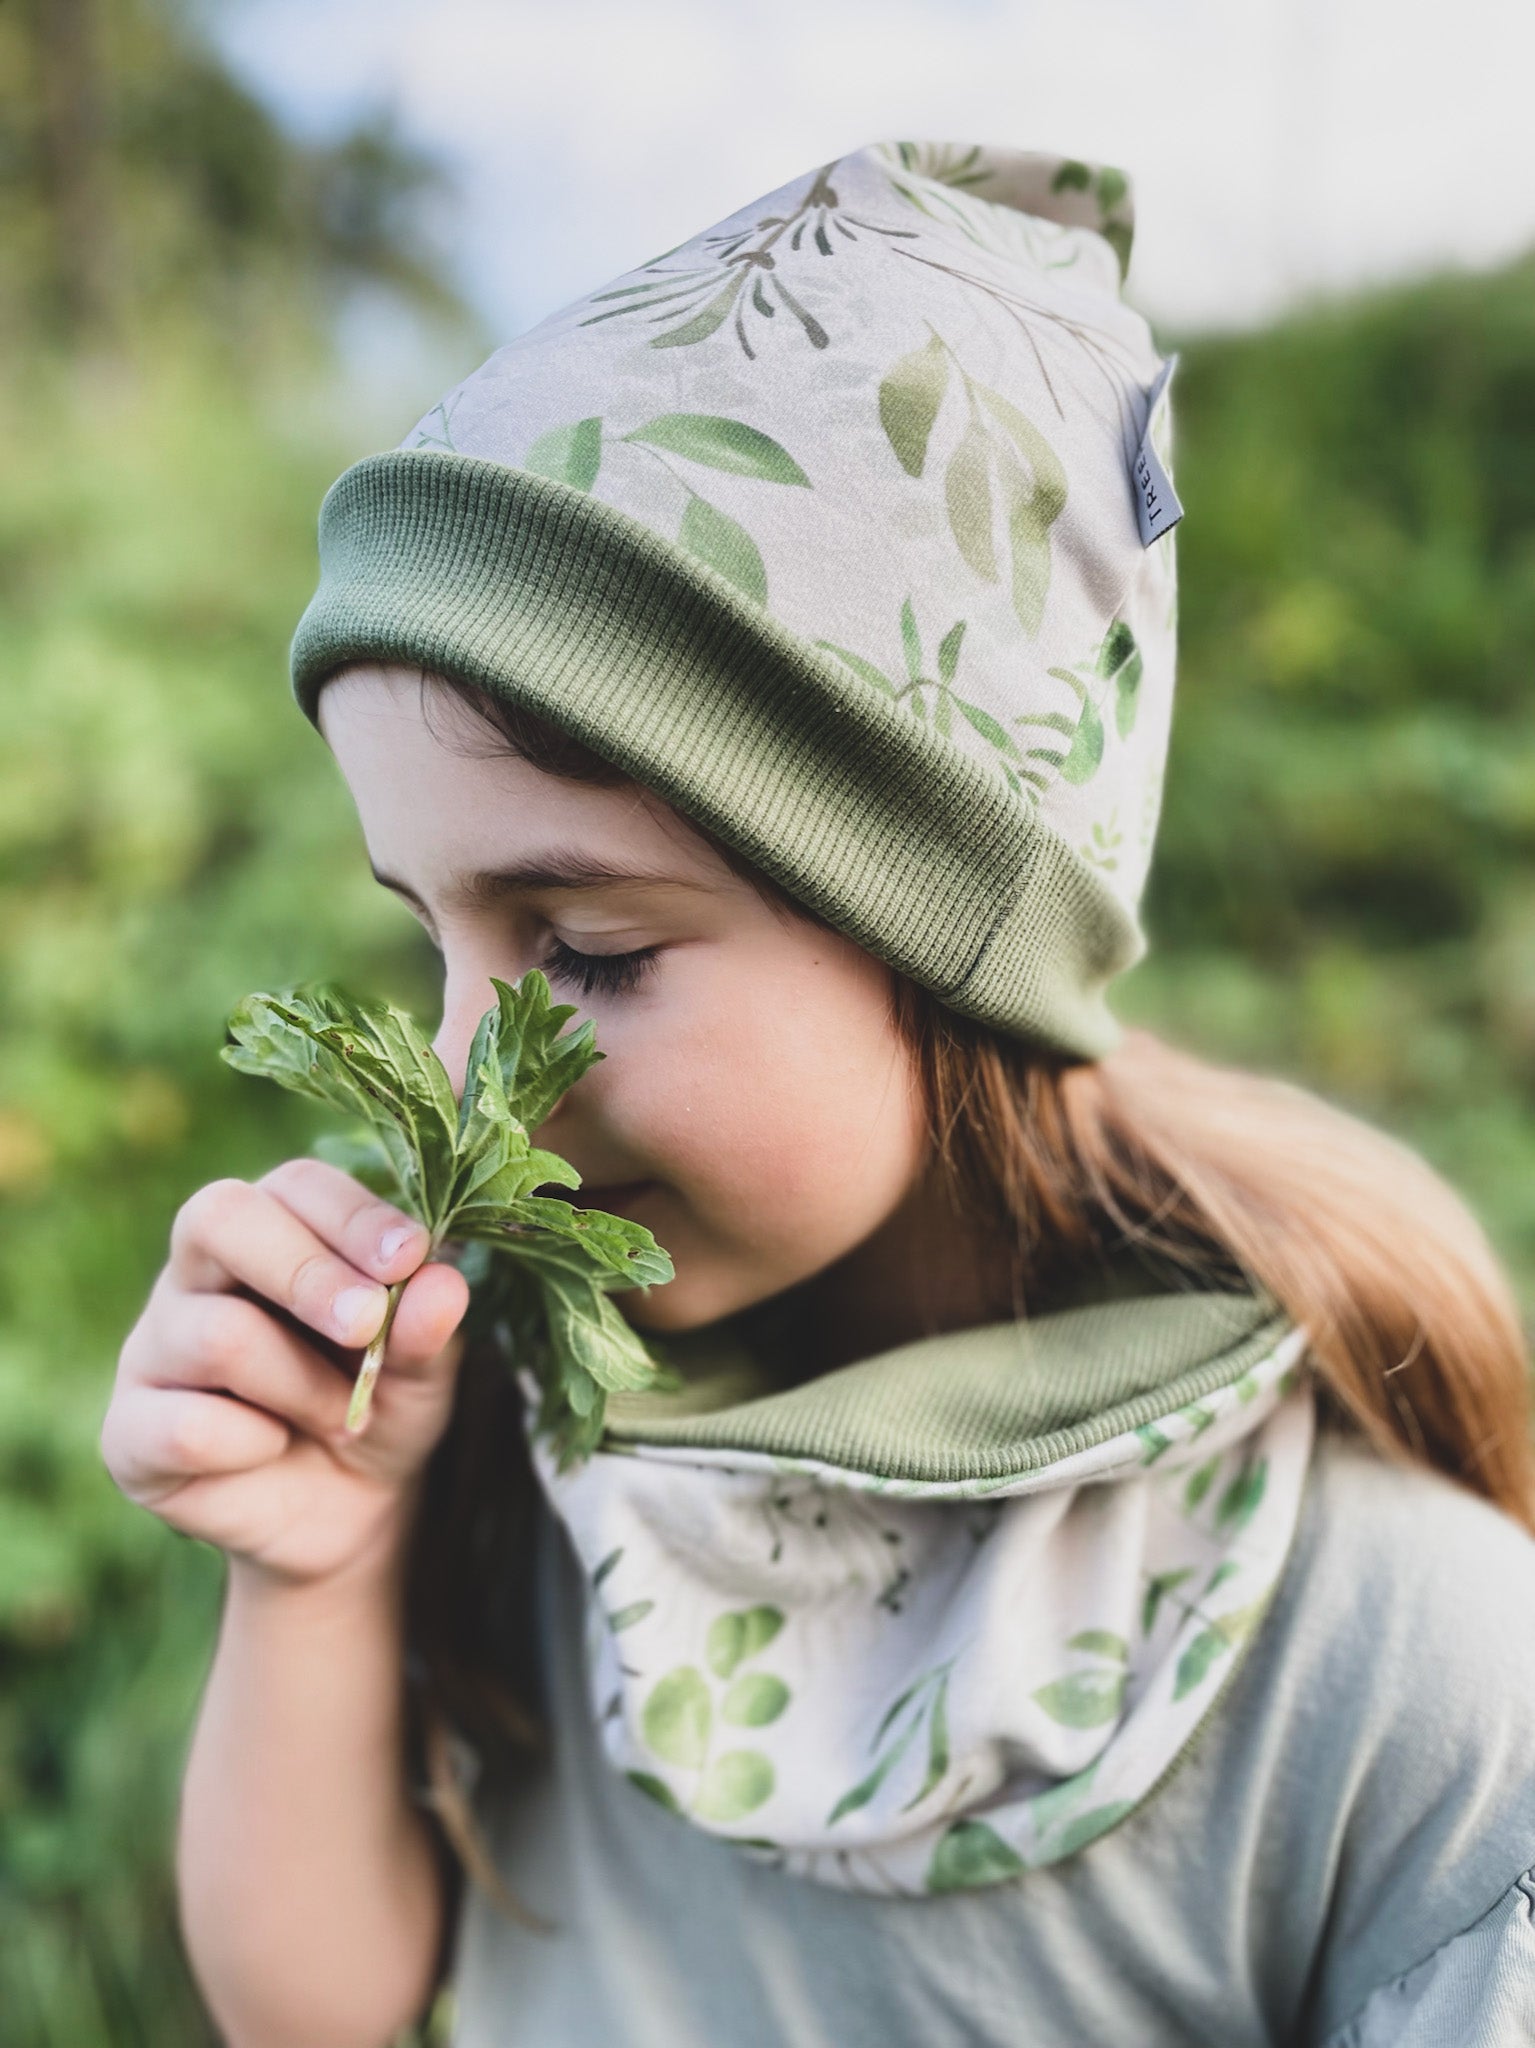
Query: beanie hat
289,137,1183,1061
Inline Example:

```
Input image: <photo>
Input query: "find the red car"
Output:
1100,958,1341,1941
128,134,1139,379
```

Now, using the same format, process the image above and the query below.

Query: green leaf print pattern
1079,807,1125,874
518,410,810,608
589,1546,655,1634
827,1659,955,1824
1048,157,1135,281
623,412,812,485
522,414,603,489
876,324,1068,640
924,1751,1141,1893
574,158,918,361
1019,616,1142,792
630,1603,790,1826
926,1817,1024,1892
1031,1629,1130,1728
1135,1439,1276,1700
815,598,1033,797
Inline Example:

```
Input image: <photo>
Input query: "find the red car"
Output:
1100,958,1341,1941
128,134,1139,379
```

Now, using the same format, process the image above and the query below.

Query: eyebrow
369,852,703,909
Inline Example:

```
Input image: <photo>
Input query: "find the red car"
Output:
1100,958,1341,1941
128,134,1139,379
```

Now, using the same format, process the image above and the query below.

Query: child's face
318,664,932,1334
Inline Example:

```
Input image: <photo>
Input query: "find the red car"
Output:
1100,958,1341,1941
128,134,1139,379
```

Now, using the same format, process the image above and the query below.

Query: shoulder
1244,1417,1535,2038
1285,1418,1535,1727
1296,1412,1535,1608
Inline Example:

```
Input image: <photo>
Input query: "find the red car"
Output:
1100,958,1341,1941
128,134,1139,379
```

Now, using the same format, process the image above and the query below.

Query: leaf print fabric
521,1316,1316,1897
387,136,1181,930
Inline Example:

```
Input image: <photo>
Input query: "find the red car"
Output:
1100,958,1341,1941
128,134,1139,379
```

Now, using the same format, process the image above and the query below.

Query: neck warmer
518,1285,1315,1896
289,137,1180,1062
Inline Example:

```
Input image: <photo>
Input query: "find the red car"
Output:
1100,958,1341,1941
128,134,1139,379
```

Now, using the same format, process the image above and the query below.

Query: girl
103,140,1535,2047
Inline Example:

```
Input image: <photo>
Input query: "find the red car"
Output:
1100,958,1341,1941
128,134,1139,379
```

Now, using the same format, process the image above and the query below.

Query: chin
614,1250,822,1335
614,1280,734,1333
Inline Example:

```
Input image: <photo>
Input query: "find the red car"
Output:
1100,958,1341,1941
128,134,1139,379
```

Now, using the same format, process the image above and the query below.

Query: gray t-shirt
446,1422,1535,2046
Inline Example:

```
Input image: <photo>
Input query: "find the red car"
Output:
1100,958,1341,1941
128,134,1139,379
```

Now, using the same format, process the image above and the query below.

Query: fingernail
377,1223,421,1265
333,1284,387,1342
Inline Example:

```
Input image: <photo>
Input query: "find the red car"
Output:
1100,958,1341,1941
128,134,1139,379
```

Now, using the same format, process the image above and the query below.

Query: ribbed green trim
600,1288,1293,1481
289,449,1143,1059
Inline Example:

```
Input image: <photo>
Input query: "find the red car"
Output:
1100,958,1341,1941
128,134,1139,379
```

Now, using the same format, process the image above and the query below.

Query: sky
208,0,1535,405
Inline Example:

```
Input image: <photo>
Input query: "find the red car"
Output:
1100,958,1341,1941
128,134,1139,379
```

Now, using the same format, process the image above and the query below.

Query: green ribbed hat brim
288,448,1142,1058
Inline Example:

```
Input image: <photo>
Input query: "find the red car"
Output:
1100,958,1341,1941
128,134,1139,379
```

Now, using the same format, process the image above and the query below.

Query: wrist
226,1482,425,1618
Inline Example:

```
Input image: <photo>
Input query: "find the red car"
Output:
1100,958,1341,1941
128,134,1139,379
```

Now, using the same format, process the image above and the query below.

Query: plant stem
346,1280,405,1435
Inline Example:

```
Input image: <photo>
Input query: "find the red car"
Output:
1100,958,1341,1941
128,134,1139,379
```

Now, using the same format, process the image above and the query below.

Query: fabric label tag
1133,352,1183,547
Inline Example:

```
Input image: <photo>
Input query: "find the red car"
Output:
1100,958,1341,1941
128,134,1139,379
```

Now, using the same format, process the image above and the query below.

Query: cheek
628,965,929,1257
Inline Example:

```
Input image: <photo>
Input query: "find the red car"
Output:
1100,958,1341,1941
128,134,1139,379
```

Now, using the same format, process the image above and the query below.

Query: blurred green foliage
3,10,1534,2036
1125,256,1535,1287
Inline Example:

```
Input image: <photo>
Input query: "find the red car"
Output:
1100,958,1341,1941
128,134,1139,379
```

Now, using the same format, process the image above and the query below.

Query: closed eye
540,937,661,998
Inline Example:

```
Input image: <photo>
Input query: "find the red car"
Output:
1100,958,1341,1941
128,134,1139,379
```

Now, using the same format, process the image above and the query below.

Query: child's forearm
176,1540,450,2048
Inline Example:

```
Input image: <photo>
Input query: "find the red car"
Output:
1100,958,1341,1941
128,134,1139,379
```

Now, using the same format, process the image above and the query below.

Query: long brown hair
378,665,1535,1949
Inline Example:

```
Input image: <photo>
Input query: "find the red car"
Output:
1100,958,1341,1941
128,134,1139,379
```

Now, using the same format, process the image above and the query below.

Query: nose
431,978,497,1106
430,981,578,1134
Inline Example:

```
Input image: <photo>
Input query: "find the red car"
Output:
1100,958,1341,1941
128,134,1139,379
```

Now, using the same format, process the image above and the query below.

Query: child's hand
100,1158,472,1593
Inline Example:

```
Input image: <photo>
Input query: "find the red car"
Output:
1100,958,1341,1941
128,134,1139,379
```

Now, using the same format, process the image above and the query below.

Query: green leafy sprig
220,971,678,1468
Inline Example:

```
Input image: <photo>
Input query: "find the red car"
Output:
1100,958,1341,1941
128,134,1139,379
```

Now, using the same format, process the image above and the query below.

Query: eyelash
540,936,661,997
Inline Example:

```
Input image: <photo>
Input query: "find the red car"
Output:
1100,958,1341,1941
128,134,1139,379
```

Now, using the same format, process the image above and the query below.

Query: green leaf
678,495,768,604
900,1671,950,1812
521,416,603,491
1008,515,1053,639
473,972,603,1137
608,1599,654,1633
1115,647,1144,738
1059,690,1105,783
1093,165,1128,214
645,278,741,348
535,1261,668,1394
1065,1629,1130,1662
926,1818,1024,1893
814,639,899,696
879,333,949,477
953,694,1024,760
694,1750,774,1822
1135,1423,1173,1463
1029,1762,1099,1838
591,1547,624,1590
1172,1626,1230,1701
641,1666,711,1768
976,384,1068,529
827,1709,925,1825
707,1604,784,1679
1050,1798,1136,1858
1183,1454,1221,1510
721,1673,790,1726
945,420,997,581
223,969,680,1467
936,618,966,685
626,1770,683,1814
1031,1667,1127,1727
1141,1565,1194,1636
1095,619,1138,678
899,595,923,683
621,412,810,485
1214,1455,1269,1535
308,1127,410,1206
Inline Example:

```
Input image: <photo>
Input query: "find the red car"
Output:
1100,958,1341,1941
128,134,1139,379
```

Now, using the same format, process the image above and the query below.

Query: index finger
253,1156,431,1285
